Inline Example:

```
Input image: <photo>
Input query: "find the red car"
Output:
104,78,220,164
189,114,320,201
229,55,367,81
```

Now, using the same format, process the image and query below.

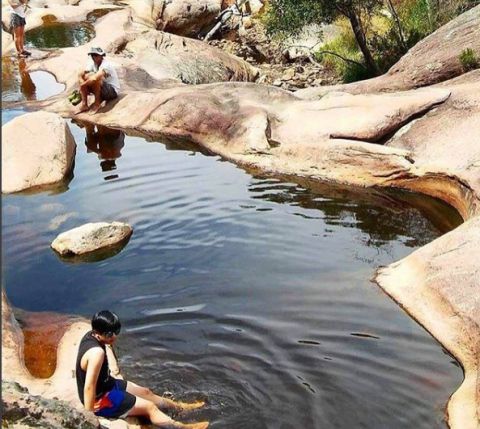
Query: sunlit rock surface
51,221,133,255
2,380,100,429
21,8,258,88
1,111,76,194
376,216,480,429
1,290,89,405
130,0,221,35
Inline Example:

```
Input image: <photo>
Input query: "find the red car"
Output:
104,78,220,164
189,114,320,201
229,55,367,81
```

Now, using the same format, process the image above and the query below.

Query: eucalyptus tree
265,0,383,75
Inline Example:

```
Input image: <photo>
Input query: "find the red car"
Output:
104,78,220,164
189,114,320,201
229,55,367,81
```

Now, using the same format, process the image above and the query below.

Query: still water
2,115,463,428
2,17,96,103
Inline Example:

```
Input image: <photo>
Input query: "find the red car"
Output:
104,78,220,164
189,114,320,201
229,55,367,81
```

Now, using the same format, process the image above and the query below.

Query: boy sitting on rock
76,310,208,428
77,47,120,114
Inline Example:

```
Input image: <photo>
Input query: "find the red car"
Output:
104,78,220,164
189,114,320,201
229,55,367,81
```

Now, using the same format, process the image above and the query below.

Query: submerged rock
51,222,133,256
1,111,76,194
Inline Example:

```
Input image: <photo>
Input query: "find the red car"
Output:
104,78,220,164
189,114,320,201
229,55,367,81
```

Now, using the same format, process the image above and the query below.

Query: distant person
76,310,209,429
8,0,31,57
77,47,120,114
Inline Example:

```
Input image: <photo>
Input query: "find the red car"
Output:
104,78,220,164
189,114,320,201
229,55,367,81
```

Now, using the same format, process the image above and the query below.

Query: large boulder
1,111,76,194
376,216,480,429
131,0,222,36
51,221,133,256
124,30,259,83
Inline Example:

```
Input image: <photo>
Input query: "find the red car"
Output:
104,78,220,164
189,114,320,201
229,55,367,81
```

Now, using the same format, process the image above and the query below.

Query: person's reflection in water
18,58,36,100
84,124,125,180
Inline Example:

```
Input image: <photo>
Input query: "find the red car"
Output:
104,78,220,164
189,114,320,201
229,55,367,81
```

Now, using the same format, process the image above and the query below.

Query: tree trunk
347,11,380,76
386,0,407,52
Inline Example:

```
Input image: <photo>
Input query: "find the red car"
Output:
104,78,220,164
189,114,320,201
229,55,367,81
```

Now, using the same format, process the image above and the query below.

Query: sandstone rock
124,30,259,84
1,112,76,194
23,8,258,93
376,216,480,429
51,222,133,256
281,68,295,81
130,0,221,36
2,380,100,429
386,72,480,218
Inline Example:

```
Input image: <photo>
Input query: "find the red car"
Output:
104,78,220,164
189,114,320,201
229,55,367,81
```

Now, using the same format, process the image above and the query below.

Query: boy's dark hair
92,310,121,337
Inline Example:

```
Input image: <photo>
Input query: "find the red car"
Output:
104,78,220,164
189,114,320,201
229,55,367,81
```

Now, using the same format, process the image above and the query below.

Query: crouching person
77,47,120,114
76,310,209,428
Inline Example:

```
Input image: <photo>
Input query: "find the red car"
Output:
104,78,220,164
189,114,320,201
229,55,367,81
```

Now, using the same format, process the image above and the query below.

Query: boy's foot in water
174,422,209,429
175,400,206,412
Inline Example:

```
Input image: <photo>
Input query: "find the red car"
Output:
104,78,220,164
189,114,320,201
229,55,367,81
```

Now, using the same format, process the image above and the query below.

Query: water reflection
1,56,64,103
82,123,125,179
2,57,35,102
247,176,463,248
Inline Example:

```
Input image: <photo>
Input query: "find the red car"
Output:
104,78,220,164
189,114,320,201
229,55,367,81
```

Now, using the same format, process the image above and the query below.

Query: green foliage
265,0,480,83
264,0,383,38
459,48,479,71
315,31,373,83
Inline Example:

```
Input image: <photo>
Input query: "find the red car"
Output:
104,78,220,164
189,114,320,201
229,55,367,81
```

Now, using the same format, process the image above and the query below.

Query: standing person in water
76,310,209,428
77,47,120,114
8,0,31,57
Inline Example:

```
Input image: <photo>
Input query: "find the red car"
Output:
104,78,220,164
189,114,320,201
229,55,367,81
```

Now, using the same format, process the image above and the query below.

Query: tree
265,0,382,76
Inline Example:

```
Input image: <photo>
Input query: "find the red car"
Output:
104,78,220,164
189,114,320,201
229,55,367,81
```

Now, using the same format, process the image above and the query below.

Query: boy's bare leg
90,76,104,113
77,83,91,113
128,397,208,429
126,381,205,412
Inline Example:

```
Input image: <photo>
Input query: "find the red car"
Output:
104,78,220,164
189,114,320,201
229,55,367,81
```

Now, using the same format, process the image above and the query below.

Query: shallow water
1,115,463,428
2,17,95,103
1,56,64,103
25,20,95,49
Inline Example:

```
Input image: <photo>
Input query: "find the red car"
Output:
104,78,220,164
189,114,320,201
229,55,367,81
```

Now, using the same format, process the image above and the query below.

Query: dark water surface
2,115,463,429
25,20,95,49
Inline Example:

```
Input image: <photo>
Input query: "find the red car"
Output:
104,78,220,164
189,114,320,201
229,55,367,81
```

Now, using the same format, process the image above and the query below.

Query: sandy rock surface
51,221,133,255
1,111,76,194
131,0,221,36
18,8,258,92
2,380,100,429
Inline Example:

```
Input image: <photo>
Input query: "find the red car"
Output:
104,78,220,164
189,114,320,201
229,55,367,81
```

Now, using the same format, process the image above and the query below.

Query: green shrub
314,32,374,83
459,48,479,71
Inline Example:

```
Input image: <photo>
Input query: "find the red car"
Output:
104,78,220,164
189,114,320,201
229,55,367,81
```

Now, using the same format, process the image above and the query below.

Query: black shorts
101,82,118,101
94,379,136,419
10,13,26,29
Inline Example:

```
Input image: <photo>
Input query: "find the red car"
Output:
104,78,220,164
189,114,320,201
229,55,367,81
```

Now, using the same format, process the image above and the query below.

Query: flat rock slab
1,111,76,194
51,222,133,256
